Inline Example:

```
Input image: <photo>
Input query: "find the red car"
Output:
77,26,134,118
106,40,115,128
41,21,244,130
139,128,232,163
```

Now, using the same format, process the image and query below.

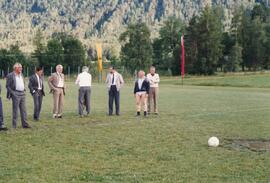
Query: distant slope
0,0,256,52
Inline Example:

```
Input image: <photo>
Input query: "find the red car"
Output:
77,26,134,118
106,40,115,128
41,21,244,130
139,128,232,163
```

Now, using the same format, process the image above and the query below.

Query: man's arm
145,80,150,95
119,74,124,88
6,74,14,99
75,74,80,85
28,76,35,94
105,74,109,84
155,74,160,83
48,75,57,91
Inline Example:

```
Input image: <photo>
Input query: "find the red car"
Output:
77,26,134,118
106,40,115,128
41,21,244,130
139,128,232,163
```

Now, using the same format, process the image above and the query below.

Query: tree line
0,3,269,76
120,3,270,75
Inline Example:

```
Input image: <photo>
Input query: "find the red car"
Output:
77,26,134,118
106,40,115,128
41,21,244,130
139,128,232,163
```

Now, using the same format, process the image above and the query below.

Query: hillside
0,0,256,53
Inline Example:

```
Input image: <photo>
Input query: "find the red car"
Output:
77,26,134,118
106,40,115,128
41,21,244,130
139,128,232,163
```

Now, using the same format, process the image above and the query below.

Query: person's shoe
33,118,39,121
53,114,58,118
154,112,159,115
116,113,120,116
79,115,84,118
136,112,140,116
23,125,31,129
0,127,8,131
144,111,147,117
57,115,62,118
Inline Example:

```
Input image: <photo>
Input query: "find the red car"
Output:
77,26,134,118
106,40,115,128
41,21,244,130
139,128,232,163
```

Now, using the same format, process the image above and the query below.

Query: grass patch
0,75,270,182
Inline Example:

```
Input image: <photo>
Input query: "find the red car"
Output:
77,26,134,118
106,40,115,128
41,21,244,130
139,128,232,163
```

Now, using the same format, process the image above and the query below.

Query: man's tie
112,74,115,84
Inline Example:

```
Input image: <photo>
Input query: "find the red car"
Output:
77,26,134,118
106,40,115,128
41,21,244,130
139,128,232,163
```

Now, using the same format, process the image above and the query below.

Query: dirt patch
227,139,270,152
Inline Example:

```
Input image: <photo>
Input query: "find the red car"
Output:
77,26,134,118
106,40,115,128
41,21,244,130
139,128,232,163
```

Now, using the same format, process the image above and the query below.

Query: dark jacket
28,74,45,96
134,78,150,94
6,72,26,99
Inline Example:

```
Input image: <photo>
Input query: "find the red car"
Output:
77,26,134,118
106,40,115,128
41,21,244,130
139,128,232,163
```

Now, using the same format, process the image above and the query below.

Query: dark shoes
23,125,31,129
0,127,8,131
144,111,147,117
136,112,147,117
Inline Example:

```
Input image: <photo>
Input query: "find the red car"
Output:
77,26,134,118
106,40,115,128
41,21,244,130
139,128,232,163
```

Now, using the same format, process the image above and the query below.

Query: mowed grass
164,73,270,88
0,75,270,183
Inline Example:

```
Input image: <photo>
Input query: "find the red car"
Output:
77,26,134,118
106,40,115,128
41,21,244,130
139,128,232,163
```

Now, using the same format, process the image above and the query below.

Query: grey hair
13,63,22,70
82,66,89,72
56,64,63,69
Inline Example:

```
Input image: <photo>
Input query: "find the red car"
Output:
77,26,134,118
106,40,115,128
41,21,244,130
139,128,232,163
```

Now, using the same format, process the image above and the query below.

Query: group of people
0,63,160,131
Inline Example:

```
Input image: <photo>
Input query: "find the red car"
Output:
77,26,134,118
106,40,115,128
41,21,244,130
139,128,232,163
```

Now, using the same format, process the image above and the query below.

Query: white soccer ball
208,137,220,147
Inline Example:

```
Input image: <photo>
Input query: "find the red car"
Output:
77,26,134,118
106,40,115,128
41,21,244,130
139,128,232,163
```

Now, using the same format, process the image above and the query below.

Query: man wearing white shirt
6,63,31,128
75,66,92,117
147,66,160,114
105,66,124,116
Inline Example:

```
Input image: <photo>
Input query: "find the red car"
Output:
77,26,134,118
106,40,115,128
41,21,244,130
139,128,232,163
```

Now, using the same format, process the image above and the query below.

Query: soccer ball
208,137,219,147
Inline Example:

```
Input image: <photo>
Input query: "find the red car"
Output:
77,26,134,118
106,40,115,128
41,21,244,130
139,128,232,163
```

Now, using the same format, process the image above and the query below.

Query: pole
68,66,70,81
181,33,185,87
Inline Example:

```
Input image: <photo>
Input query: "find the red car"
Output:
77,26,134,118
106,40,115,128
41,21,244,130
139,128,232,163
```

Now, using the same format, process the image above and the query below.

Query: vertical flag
96,43,103,72
181,34,185,81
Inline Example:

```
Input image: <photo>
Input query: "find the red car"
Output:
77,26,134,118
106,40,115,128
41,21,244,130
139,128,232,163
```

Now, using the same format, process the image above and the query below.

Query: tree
32,29,45,66
62,36,86,69
152,17,185,75
225,43,242,72
219,33,235,71
42,39,64,73
0,45,28,76
186,6,223,75
119,22,153,73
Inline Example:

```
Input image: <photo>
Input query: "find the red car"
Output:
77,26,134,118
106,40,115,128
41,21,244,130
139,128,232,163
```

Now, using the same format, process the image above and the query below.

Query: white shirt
147,73,160,88
57,72,64,88
15,74,24,91
75,72,92,87
36,74,42,90
138,78,144,90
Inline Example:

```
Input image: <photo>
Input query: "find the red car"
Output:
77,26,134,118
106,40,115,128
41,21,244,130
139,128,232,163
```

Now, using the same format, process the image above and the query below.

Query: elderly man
105,66,124,116
28,67,45,121
48,64,65,118
134,70,150,117
6,63,31,129
0,83,8,131
75,66,92,117
147,66,160,115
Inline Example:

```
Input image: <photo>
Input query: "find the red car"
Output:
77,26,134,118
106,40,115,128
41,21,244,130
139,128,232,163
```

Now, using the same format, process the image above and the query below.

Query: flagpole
180,33,185,87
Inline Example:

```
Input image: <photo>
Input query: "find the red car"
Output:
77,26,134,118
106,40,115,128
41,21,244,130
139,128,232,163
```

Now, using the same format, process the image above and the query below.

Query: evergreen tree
119,22,153,73
32,29,45,66
42,39,64,73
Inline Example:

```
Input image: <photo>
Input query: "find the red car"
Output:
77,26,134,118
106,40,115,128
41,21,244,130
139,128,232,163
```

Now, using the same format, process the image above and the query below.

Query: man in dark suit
6,63,31,129
0,83,8,131
28,67,45,121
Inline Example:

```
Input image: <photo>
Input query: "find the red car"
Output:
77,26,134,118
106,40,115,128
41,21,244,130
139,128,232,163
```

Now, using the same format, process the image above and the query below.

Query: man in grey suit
105,66,124,116
0,83,8,131
28,67,45,121
6,63,31,129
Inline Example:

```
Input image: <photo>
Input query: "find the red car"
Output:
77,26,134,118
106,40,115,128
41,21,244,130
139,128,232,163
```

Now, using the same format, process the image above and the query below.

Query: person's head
35,67,43,77
138,70,145,79
150,66,156,75
82,66,89,73
109,66,115,74
56,64,63,73
13,63,22,74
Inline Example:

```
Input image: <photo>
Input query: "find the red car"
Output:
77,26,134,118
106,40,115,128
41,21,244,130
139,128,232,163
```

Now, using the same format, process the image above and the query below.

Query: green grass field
0,74,270,183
